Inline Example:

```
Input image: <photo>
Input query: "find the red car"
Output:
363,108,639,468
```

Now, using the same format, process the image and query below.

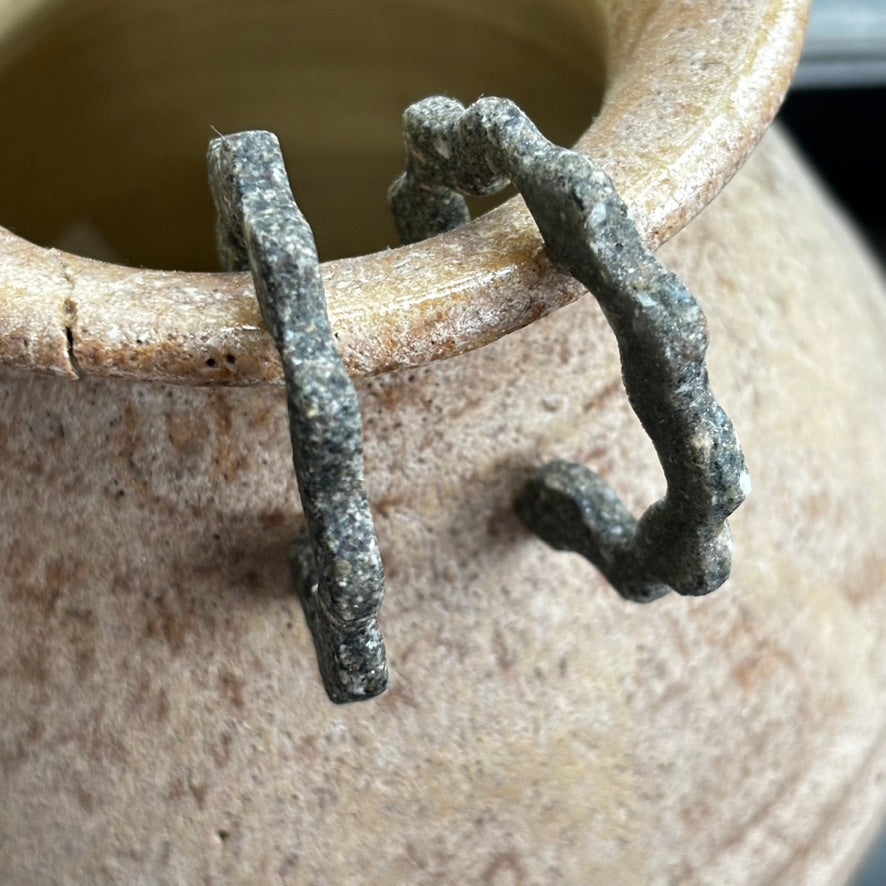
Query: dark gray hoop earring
208,131,387,703
390,96,750,603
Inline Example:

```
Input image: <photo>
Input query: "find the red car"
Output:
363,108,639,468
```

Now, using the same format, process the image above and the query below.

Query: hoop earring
208,131,387,703
390,96,750,603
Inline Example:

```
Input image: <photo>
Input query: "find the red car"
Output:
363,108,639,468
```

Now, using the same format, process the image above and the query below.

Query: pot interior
0,0,605,269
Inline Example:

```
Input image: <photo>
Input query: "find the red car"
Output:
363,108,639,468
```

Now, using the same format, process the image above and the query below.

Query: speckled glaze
0,0,805,383
2,1,886,884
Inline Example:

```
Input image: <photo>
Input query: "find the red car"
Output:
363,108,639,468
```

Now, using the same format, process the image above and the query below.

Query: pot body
1,125,885,884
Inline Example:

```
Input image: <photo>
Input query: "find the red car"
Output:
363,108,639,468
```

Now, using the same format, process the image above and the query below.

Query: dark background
780,87,886,262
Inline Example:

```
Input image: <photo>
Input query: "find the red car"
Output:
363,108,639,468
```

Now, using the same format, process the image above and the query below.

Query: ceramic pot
2,1,885,884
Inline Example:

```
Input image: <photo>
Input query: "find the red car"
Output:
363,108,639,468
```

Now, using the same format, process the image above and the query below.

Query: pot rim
0,0,809,385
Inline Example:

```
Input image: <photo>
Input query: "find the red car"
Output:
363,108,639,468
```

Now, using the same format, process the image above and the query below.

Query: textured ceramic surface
4,0,886,883
0,0,806,382
1,127,886,884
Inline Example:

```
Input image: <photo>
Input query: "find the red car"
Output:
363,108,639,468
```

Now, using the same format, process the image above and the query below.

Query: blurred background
781,1,886,881
781,0,885,260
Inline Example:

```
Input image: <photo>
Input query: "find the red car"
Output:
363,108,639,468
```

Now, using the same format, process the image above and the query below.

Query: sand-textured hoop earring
390,96,750,603
208,131,387,703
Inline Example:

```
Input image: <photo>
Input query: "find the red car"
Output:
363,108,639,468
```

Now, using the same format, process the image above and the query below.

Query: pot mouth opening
0,0,606,271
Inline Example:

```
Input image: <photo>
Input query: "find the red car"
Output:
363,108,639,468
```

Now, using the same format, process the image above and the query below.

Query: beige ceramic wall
2,123,886,885
0,0,604,267
2,0,886,884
